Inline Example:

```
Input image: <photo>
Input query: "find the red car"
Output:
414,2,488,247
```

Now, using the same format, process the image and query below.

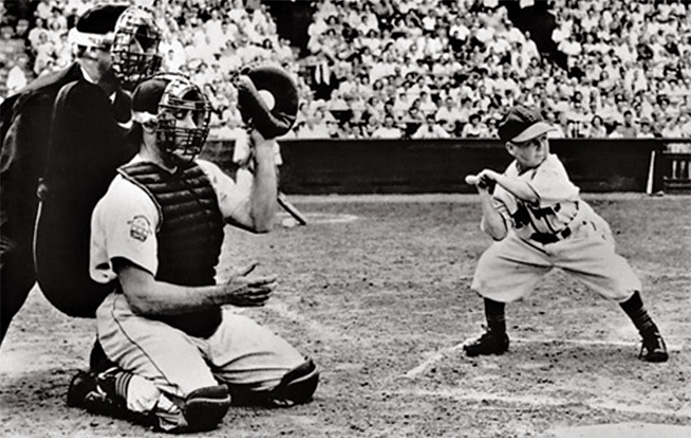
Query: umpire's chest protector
119,161,225,337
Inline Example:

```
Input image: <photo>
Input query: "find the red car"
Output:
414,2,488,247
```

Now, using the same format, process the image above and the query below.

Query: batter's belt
527,201,584,245
530,226,572,244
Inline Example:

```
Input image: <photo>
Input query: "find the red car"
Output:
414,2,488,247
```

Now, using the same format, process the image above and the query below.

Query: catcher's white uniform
90,156,304,427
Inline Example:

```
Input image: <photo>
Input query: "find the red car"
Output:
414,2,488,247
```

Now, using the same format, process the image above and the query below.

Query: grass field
1,193,690,438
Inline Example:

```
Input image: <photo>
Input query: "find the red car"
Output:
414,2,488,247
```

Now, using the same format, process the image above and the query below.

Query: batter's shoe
463,329,509,357
639,332,669,363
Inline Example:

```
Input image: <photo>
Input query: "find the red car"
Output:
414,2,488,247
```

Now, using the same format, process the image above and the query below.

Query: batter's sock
619,291,659,338
484,298,506,334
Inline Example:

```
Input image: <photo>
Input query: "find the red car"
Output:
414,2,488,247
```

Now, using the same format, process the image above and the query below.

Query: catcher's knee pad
271,357,319,406
183,385,231,432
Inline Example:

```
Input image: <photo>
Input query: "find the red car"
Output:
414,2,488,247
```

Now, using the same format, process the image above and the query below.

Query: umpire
0,3,161,344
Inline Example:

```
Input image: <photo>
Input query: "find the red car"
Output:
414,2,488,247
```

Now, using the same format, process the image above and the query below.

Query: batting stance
463,105,668,363
0,3,161,343
67,74,318,432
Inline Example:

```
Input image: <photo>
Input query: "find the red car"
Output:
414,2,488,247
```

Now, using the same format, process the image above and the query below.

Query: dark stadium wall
201,139,667,195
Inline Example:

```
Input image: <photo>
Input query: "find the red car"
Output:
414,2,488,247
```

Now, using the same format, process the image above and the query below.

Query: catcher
66,73,317,432
463,104,668,363
0,3,162,343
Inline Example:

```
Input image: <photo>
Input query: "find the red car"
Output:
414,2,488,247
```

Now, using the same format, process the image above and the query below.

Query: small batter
463,104,668,363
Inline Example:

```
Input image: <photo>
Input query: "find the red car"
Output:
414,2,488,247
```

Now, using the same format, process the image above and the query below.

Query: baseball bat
277,192,307,225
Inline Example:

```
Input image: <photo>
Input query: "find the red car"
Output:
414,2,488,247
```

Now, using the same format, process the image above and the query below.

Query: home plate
544,422,691,438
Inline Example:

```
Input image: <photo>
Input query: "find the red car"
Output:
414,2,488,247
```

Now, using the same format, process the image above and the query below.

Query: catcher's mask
132,73,211,164
111,5,162,89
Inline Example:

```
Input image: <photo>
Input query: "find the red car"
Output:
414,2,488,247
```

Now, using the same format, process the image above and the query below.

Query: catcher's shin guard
182,385,231,432
269,357,319,407
227,357,319,407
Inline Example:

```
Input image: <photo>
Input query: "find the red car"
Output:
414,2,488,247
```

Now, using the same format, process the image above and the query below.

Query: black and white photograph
1,0,690,437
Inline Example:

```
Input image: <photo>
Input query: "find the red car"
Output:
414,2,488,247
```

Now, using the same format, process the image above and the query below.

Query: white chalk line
264,298,344,342
403,337,683,379
392,387,691,418
276,211,360,224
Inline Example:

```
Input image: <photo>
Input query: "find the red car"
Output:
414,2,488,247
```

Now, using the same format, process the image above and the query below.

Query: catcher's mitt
236,65,298,139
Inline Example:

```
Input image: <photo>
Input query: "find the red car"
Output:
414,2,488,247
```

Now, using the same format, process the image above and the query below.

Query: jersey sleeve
197,159,253,224
90,176,160,283
487,185,516,228
527,155,580,205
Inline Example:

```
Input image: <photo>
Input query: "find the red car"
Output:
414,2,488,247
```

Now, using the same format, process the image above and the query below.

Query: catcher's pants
471,206,641,303
96,293,305,429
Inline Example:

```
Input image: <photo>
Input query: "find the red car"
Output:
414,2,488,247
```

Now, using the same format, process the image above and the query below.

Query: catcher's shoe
463,329,510,357
639,332,669,363
67,368,129,417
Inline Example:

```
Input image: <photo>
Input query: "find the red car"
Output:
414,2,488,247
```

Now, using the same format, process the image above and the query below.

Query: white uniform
471,154,641,303
90,156,304,428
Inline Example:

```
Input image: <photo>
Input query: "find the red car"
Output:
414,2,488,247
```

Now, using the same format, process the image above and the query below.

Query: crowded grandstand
1,0,690,139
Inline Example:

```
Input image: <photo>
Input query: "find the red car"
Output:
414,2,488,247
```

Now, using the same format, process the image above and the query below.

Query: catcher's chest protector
119,161,225,338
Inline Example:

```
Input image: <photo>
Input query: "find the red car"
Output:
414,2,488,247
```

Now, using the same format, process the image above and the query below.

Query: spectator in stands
485,117,499,138
461,113,489,138
637,118,657,138
417,90,438,116
585,115,607,138
6,53,30,95
660,114,683,138
545,111,566,139
608,120,625,138
3,0,690,138
296,108,331,139
620,110,640,137
392,90,413,119
371,113,403,139
564,100,590,138
412,113,450,139
435,96,463,125
402,104,424,136
679,112,691,137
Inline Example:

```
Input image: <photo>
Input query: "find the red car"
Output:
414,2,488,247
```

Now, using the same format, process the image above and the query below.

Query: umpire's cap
69,3,128,47
498,105,555,143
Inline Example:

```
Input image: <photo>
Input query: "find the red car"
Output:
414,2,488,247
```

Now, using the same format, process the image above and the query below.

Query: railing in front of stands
200,138,691,195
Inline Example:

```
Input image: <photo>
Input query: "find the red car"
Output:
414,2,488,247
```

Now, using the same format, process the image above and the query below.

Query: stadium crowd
1,0,690,140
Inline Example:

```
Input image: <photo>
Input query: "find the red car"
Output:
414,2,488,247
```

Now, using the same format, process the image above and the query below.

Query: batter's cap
498,105,556,144
69,3,129,47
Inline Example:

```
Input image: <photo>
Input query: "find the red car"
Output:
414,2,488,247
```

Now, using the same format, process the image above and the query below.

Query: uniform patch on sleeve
128,215,151,242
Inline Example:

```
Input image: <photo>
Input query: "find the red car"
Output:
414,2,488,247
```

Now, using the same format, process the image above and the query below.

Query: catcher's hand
222,263,277,307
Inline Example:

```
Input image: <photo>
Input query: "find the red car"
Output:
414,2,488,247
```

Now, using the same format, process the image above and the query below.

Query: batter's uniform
471,153,641,303
91,156,311,431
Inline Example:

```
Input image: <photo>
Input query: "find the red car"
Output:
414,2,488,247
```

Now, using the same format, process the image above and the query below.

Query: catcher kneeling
67,72,317,432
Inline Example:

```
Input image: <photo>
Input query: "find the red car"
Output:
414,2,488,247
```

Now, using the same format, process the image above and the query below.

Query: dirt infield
1,194,689,438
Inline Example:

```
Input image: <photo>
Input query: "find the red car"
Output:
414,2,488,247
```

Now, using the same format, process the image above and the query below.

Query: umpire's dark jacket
0,62,137,317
